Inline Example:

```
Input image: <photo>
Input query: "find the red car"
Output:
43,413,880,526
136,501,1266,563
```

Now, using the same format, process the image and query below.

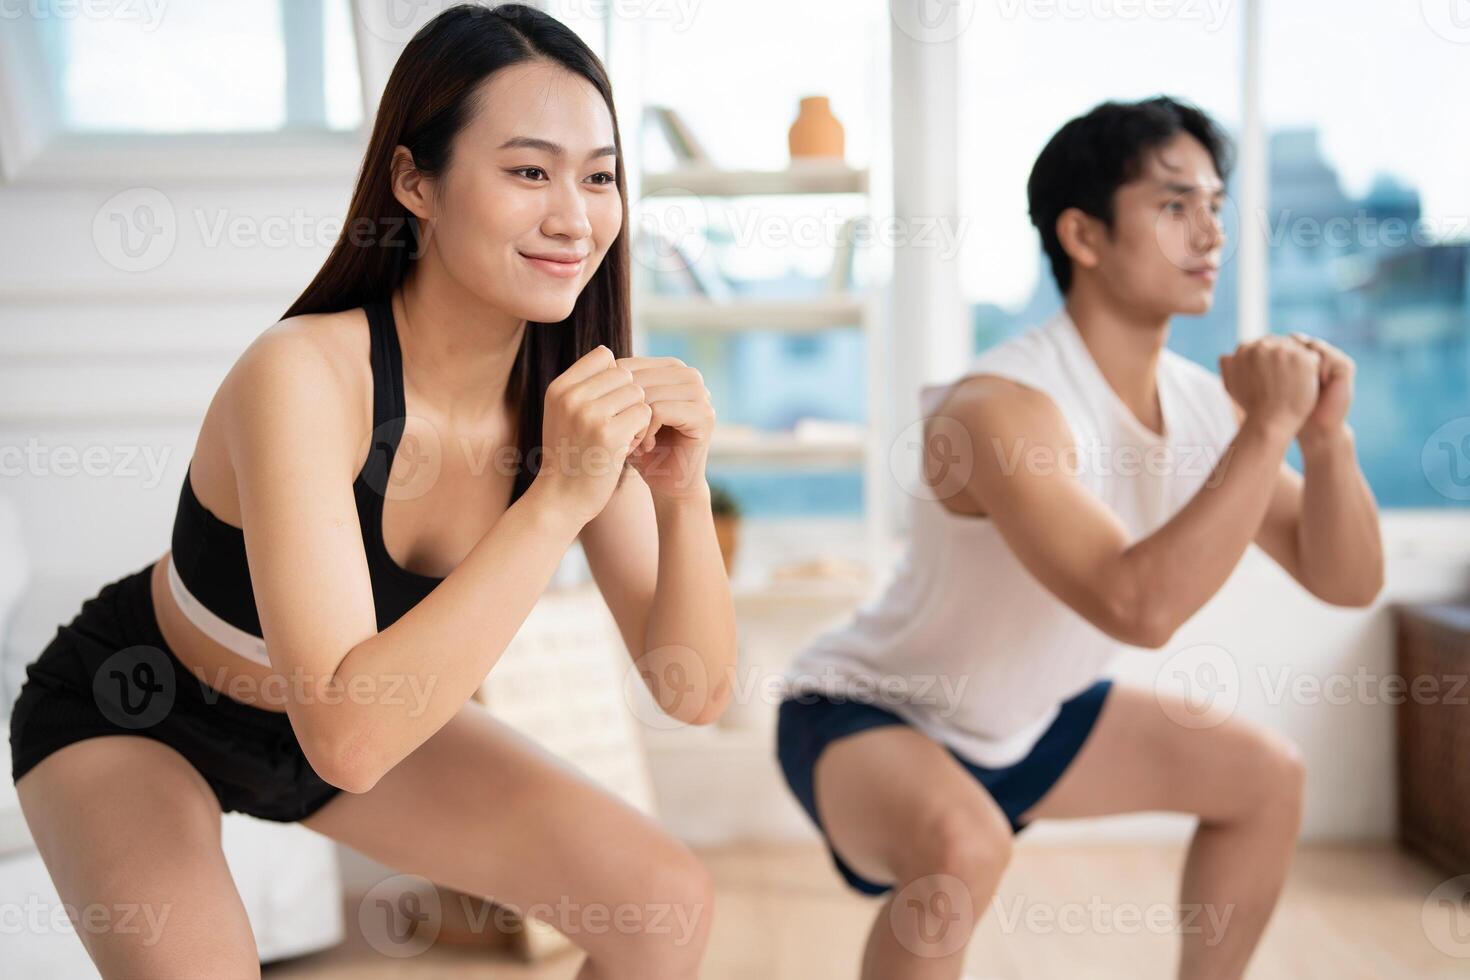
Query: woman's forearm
318,478,584,790
639,485,738,726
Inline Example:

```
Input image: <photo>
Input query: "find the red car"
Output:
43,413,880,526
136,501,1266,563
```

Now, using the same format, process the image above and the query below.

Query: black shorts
776,679,1113,896
8,561,343,822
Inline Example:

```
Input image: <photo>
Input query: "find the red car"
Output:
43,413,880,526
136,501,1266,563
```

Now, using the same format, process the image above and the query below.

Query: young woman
777,97,1382,980
9,5,736,978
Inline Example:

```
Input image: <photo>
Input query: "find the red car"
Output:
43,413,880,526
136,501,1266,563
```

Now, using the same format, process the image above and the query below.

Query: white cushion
0,494,32,723
0,573,112,857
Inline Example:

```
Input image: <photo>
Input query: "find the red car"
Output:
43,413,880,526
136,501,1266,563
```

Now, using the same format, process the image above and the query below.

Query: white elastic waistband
165,553,273,669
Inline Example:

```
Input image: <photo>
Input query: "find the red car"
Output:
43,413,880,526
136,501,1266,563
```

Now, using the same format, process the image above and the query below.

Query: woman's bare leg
1016,683,1307,980
15,735,260,979
812,723,1015,980
299,698,713,980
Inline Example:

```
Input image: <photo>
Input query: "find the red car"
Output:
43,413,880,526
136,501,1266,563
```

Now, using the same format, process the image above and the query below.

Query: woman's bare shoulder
189,308,376,520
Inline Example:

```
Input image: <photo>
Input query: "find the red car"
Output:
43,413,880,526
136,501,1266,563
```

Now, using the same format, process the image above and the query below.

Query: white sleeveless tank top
781,310,1241,767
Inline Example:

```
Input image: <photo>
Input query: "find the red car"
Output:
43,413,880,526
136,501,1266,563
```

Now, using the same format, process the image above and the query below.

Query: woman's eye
586,171,616,186
512,167,547,181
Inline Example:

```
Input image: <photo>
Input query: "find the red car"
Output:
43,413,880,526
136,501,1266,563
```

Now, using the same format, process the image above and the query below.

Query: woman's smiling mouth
520,251,586,279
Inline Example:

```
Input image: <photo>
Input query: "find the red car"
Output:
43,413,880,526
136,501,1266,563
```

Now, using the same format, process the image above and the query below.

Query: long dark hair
282,2,630,504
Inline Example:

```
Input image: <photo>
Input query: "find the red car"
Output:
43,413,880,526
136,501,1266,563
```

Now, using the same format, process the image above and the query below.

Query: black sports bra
168,297,531,649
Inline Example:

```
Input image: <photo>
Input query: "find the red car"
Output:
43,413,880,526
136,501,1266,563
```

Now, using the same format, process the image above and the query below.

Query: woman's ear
1055,206,1102,275
390,145,434,221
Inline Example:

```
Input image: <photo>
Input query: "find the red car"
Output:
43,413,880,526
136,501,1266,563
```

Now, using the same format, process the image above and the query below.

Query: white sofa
0,497,345,977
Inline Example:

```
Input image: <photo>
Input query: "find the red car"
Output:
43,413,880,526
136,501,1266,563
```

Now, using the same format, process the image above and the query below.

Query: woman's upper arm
220,326,379,764
578,467,658,662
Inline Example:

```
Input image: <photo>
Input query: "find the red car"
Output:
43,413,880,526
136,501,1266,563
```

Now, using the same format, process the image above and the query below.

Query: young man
776,96,1383,980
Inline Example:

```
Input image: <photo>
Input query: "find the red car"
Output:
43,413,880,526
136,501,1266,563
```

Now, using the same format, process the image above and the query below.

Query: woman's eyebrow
497,136,618,161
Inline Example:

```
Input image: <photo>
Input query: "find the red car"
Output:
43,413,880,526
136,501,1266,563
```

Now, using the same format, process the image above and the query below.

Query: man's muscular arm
1237,334,1384,606
937,336,1321,649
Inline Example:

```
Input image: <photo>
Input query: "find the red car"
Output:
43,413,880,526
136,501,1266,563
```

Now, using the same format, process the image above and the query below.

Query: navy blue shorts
776,678,1113,896
8,561,343,823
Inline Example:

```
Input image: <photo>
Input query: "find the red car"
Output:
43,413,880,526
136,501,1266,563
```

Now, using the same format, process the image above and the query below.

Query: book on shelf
635,227,733,302
826,215,862,294
644,105,710,166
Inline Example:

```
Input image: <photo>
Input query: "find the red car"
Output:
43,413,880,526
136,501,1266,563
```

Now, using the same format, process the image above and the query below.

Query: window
959,0,1467,510
957,2,1242,368
33,0,362,133
1263,0,1470,508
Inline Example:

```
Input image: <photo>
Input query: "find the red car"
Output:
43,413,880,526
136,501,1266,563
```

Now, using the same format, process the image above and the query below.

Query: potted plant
710,481,740,576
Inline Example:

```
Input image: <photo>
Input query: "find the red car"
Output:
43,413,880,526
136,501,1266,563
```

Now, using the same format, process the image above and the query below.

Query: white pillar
889,1,967,390
1236,0,1268,341
884,1,967,550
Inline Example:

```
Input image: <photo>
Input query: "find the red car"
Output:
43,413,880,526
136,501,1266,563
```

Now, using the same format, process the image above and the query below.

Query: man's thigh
1015,682,1303,825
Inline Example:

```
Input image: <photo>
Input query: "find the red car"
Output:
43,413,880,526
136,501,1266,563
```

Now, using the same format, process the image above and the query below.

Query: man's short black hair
1026,96,1234,294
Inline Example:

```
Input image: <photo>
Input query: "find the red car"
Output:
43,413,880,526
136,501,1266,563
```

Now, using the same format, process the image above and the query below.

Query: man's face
1092,132,1227,318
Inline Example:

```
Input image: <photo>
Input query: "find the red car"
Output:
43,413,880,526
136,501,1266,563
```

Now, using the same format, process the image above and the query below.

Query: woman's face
419,60,622,323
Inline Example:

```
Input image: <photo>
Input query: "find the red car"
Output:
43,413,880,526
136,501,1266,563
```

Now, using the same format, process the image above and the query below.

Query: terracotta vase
788,95,845,161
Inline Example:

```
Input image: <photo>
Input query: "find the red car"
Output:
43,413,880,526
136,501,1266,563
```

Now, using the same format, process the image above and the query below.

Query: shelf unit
630,161,891,578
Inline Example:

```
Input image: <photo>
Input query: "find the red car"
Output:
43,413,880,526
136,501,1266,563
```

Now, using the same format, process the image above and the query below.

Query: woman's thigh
15,734,260,979
1015,682,1306,825
299,698,713,956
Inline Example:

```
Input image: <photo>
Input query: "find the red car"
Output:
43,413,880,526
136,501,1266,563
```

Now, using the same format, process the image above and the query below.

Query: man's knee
899,802,1014,894
1235,726,1307,823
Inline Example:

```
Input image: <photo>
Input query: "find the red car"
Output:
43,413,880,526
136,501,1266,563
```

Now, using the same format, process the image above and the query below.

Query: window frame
0,0,374,186
939,0,1466,533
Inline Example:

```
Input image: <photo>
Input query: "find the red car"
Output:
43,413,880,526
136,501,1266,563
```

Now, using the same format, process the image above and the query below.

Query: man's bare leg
1017,683,1306,980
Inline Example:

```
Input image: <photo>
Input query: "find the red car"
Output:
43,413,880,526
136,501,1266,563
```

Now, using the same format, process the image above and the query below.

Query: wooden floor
263,840,1467,979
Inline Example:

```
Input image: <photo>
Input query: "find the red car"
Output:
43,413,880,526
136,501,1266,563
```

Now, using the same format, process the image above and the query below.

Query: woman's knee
577,838,715,973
